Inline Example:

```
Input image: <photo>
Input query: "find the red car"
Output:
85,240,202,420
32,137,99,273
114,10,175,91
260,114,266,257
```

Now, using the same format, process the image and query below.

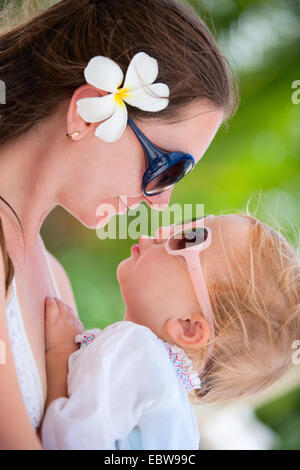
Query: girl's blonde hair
190,213,300,404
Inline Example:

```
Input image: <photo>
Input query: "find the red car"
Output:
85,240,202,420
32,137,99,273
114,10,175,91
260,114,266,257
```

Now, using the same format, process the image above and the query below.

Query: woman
0,0,238,449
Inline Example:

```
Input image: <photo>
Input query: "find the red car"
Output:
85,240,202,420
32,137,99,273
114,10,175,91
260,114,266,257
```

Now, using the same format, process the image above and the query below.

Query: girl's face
61,93,224,228
117,215,252,340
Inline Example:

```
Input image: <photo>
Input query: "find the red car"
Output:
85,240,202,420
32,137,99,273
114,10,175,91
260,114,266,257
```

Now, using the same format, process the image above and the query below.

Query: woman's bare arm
0,248,42,450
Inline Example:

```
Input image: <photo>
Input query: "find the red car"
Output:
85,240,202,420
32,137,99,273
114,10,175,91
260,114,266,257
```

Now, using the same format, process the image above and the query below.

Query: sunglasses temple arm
189,262,216,370
127,117,165,164
184,254,215,344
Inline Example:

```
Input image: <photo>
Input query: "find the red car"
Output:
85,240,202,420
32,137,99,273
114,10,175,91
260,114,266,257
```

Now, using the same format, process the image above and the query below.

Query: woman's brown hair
0,0,238,146
0,0,239,293
0,217,14,296
0,195,23,295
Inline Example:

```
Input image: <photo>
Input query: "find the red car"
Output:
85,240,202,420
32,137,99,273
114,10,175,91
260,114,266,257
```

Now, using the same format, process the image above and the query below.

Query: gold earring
66,130,80,140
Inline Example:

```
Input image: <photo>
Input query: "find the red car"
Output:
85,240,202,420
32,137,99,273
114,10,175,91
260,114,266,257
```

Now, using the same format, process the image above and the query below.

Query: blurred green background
5,0,300,449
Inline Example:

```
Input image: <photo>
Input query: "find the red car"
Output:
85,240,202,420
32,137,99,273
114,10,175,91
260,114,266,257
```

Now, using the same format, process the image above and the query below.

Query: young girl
41,214,300,450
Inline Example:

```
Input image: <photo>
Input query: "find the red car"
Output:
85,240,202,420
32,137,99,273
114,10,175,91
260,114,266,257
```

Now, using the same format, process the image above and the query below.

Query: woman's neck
0,120,63,247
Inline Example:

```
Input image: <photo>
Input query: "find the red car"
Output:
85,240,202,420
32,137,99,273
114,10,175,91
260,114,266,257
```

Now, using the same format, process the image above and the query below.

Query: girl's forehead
209,215,253,258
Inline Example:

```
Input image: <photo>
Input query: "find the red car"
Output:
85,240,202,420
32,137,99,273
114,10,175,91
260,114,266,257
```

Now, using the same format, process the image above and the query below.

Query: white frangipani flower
76,52,170,143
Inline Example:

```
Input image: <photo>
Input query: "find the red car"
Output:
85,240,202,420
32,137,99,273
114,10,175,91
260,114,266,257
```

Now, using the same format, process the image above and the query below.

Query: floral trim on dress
163,342,201,394
75,329,101,347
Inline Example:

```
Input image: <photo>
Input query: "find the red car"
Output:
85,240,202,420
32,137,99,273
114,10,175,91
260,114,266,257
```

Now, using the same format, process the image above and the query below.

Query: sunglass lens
145,160,193,196
169,227,208,251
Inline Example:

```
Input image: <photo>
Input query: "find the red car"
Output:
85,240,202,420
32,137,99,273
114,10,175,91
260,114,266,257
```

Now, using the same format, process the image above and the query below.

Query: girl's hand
45,297,84,357
44,298,84,413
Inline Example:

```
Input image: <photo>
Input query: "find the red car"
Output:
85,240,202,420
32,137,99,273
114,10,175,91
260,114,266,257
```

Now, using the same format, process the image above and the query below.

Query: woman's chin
95,212,117,229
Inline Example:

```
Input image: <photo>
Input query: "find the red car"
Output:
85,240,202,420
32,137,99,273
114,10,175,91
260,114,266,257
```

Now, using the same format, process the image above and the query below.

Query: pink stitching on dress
78,334,96,347
167,346,195,393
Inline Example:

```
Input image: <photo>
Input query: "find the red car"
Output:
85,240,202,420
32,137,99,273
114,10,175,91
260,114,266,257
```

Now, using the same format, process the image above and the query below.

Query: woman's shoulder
0,235,42,449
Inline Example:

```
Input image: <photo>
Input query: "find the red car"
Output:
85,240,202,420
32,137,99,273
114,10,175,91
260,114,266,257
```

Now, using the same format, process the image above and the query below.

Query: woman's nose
144,187,173,211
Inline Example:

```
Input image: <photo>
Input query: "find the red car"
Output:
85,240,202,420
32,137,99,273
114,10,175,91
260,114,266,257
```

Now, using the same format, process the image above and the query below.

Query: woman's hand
45,297,84,356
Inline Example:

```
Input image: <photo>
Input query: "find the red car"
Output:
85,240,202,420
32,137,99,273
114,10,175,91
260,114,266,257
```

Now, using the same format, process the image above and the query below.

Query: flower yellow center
115,87,130,106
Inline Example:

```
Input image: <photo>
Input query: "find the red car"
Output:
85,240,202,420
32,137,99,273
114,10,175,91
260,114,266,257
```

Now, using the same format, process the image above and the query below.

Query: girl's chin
116,257,132,283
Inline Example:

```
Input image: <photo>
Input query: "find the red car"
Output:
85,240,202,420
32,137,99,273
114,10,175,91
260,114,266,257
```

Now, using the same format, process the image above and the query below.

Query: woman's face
61,97,224,228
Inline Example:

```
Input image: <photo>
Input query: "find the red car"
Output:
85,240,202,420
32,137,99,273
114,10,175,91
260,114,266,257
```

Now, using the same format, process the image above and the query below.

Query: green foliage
256,386,300,450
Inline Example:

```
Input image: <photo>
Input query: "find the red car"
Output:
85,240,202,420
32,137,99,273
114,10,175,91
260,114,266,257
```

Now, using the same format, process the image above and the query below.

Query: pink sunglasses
155,215,215,369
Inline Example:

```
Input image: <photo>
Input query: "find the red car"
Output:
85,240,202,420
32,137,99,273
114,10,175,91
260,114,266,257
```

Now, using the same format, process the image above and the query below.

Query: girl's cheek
133,246,175,290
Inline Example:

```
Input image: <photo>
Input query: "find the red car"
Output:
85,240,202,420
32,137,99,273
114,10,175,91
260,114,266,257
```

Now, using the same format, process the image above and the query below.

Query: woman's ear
164,313,211,349
66,84,109,140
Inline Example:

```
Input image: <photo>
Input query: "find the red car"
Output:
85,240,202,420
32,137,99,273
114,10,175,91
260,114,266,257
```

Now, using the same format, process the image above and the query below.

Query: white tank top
5,241,61,429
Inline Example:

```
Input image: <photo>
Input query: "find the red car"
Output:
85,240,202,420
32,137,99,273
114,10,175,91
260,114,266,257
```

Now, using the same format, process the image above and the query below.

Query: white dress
41,321,201,450
4,239,61,429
